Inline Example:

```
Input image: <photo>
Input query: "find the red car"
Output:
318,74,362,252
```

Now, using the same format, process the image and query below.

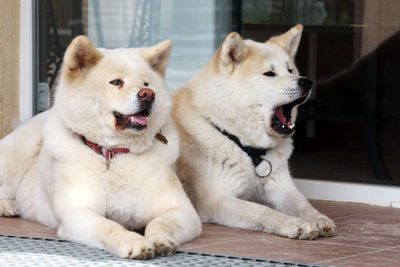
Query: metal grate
0,234,333,267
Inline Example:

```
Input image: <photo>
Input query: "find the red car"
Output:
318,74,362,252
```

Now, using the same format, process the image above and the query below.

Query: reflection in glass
37,0,400,186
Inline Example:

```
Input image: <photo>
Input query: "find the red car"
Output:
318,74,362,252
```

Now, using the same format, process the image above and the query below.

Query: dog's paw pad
132,247,154,260
304,215,337,237
0,199,17,217
297,224,319,240
316,218,337,237
148,234,177,256
277,217,319,240
116,234,154,260
299,228,319,240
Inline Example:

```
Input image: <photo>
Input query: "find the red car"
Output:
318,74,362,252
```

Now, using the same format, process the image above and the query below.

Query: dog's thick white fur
172,25,336,239
0,36,201,259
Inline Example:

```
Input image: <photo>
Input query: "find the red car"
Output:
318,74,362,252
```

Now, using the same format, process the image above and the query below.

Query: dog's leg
263,173,336,237
0,199,16,217
0,139,17,217
145,215,178,257
0,112,48,217
145,171,202,256
145,208,201,256
53,169,154,259
58,210,154,259
200,196,319,239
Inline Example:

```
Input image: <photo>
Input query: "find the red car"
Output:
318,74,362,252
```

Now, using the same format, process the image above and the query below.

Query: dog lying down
172,25,337,239
0,36,201,259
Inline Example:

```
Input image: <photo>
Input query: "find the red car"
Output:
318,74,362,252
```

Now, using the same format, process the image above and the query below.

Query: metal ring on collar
255,159,272,178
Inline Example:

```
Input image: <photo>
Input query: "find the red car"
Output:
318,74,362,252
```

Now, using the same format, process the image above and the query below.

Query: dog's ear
63,35,103,79
217,32,249,74
140,40,172,77
268,24,303,58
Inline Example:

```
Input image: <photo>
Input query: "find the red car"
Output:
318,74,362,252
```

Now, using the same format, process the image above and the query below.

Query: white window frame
18,0,400,208
20,0,35,121
294,178,400,208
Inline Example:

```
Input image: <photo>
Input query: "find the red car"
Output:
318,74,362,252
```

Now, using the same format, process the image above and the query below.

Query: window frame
20,0,37,121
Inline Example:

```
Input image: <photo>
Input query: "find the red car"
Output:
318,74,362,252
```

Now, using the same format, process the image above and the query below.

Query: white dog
0,36,201,259
172,25,336,239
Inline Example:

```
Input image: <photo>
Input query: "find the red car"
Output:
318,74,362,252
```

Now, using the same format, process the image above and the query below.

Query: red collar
77,134,130,169
76,132,168,170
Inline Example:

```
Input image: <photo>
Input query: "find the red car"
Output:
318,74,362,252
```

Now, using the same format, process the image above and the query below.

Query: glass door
36,0,238,110
241,0,400,186
36,0,400,186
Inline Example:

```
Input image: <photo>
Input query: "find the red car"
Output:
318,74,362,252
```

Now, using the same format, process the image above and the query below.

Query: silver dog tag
106,157,111,170
255,159,272,177
104,148,114,171
258,184,265,199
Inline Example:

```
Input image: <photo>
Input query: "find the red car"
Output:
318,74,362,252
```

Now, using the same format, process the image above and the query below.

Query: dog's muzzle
271,77,313,136
114,88,156,131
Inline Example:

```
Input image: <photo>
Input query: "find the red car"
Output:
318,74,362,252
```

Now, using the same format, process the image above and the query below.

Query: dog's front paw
147,233,177,256
310,215,337,237
276,217,319,240
0,199,17,217
116,234,154,260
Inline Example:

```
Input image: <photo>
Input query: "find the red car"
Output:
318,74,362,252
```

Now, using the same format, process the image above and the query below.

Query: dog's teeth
288,123,295,129
130,117,135,123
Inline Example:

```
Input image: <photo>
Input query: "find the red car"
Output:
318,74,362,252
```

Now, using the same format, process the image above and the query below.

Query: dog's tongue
276,106,293,126
132,114,147,126
276,106,287,124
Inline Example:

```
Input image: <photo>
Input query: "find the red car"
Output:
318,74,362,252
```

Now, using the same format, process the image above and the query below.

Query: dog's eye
109,79,124,87
263,71,276,77
143,82,149,87
288,69,293,73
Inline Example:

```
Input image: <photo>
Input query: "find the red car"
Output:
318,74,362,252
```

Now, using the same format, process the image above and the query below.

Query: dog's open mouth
114,109,149,131
271,96,307,136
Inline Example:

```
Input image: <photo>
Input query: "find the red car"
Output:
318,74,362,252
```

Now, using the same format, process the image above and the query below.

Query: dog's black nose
138,88,156,103
298,77,313,92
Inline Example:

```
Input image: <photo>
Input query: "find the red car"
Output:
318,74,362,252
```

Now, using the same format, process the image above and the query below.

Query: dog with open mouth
0,36,201,259
172,25,336,239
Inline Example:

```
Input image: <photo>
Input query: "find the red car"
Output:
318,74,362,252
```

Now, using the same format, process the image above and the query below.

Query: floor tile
0,201,399,266
335,213,400,226
180,224,249,249
320,248,400,267
309,200,391,219
184,236,374,263
0,217,57,239
312,222,400,249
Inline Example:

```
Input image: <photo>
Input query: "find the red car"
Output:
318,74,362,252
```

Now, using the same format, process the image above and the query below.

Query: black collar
214,125,268,167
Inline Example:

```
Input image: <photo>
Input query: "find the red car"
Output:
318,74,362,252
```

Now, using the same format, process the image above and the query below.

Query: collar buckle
76,134,129,171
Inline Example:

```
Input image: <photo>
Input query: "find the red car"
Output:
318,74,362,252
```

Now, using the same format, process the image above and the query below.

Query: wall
0,0,20,138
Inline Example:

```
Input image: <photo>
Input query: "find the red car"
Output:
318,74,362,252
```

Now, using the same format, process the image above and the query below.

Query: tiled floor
0,200,399,267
